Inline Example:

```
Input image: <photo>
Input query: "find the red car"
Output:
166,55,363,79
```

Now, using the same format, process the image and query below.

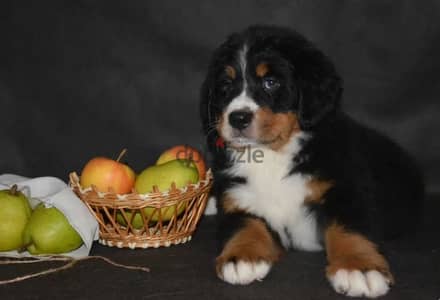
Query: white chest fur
224,135,322,251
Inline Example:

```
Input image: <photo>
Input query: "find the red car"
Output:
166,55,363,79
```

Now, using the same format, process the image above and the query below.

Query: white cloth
204,196,217,215
0,174,99,258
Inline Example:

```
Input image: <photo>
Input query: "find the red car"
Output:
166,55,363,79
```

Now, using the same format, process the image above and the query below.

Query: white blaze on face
239,44,248,89
221,44,260,144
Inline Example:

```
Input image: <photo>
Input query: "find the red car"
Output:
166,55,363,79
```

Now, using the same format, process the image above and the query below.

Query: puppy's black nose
228,110,254,130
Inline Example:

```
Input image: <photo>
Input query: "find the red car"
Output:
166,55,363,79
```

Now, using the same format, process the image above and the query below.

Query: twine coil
0,255,149,285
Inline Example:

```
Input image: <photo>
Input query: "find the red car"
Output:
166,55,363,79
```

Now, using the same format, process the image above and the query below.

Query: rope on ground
0,255,150,285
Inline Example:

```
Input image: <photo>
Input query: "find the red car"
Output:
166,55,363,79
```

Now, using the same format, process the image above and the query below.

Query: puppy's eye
262,77,280,92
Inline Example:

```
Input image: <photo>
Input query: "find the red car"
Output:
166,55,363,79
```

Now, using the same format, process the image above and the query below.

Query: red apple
80,149,135,194
156,145,206,179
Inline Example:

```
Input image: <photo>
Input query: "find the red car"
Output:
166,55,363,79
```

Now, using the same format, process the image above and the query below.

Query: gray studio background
1,1,439,192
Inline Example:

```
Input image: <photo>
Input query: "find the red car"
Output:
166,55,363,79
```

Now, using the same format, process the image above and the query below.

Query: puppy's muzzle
228,110,254,130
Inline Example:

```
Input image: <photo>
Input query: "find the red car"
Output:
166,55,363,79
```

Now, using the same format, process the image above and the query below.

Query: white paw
218,260,271,285
204,196,217,215
328,269,391,298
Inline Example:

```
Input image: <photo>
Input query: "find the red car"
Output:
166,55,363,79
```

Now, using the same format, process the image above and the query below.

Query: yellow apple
156,145,206,179
80,149,135,194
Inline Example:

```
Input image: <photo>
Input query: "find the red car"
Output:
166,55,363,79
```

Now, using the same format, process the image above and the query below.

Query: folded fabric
0,174,99,258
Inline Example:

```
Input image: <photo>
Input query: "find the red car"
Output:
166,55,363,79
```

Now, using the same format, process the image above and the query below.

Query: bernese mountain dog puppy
200,25,424,298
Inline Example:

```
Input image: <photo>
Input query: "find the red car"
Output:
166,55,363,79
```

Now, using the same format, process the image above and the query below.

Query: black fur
200,25,424,255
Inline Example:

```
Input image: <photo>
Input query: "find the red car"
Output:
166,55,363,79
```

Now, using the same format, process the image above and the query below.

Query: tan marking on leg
216,218,283,276
305,179,333,204
222,195,246,214
325,223,394,283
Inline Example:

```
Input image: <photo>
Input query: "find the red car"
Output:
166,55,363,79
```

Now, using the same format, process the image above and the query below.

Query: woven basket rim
69,169,213,197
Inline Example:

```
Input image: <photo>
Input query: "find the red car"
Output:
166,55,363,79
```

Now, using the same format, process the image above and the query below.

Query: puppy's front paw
328,269,392,298
216,259,272,285
215,218,281,285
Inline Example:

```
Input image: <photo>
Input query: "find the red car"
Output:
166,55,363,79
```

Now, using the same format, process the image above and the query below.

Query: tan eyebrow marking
225,65,236,79
256,63,269,77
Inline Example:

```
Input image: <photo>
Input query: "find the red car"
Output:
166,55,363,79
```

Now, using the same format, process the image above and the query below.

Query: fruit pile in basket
71,145,212,248
81,145,205,194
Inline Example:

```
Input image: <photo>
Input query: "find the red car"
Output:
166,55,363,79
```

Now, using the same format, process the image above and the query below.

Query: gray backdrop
1,1,439,192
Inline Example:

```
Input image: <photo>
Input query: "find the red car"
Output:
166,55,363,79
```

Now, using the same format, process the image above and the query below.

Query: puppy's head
200,25,342,151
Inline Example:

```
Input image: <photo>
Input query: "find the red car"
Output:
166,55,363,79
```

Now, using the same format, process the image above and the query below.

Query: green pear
135,159,199,193
23,204,83,254
116,159,198,228
116,203,187,229
116,211,143,229
0,185,32,251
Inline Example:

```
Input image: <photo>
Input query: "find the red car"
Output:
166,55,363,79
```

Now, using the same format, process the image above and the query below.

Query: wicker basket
69,170,213,249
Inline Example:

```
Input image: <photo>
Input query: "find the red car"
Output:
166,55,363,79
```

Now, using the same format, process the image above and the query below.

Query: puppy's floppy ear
291,45,343,129
200,34,242,152
200,69,221,152
200,75,213,134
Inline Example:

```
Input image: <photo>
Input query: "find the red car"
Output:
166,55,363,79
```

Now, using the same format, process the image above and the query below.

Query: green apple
23,204,83,254
0,185,32,251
